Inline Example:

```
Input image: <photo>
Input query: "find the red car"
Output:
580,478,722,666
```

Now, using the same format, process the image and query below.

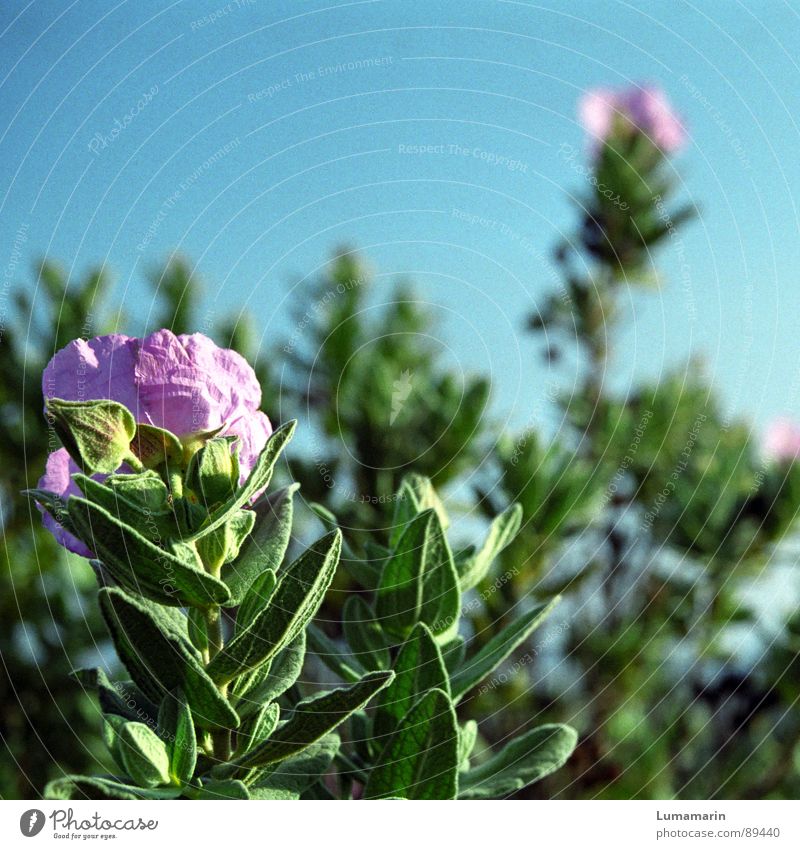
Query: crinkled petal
224,410,273,485
42,334,139,412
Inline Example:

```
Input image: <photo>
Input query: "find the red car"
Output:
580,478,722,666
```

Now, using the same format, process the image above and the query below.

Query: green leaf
222,484,297,606
236,569,277,635
68,496,230,607
457,503,522,591
376,510,460,641
459,724,578,799
254,734,340,795
231,671,393,770
186,436,239,504
207,530,341,686
99,587,239,730
342,595,390,670
373,623,449,742
308,500,337,528
187,608,209,654
45,775,180,800
450,598,559,702
389,480,421,547
404,474,450,530
24,488,77,536
188,421,296,543
233,631,306,717
158,691,197,785
306,625,365,684
72,668,159,725
341,550,384,590
249,786,299,800
237,702,280,755
72,473,177,542
117,721,171,788
195,779,250,799
458,720,478,771
442,635,466,674
45,397,136,474
195,509,255,571
107,470,172,511
129,423,183,470
365,688,459,799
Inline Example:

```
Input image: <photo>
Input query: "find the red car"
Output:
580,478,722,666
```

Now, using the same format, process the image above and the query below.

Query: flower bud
185,436,240,505
45,398,137,474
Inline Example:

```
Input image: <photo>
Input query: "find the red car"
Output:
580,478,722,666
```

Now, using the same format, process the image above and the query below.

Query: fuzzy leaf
117,721,171,788
99,587,239,730
373,623,449,743
233,631,306,717
68,496,230,607
389,480,421,547
188,421,295,543
236,569,277,635
306,625,365,684
238,702,280,755
45,775,180,800
457,504,522,591
232,671,393,770
187,608,209,654
342,595,390,670
376,510,460,641
254,734,340,795
72,473,177,541
130,423,183,469
24,488,78,536
450,598,559,702
442,635,466,673
223,484,297,606
195,779,250,799
158,691,197,785
186,436,239,504
459,724,578,799
207,530,341,686
458,720,478,771
72,668,159,725
249,786,299,800
365,688,459,800
45,398,136,474
405,474,450,530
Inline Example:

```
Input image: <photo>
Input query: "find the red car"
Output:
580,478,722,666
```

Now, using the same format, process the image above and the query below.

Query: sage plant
29,330,576,800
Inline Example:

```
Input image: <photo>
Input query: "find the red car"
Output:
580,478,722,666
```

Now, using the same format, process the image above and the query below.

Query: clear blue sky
2,0,799,438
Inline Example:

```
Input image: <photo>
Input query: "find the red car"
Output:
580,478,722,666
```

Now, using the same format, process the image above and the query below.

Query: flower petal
36,449,93,558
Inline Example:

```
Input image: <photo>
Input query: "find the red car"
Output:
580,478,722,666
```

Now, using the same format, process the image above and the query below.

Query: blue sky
2,0,800,438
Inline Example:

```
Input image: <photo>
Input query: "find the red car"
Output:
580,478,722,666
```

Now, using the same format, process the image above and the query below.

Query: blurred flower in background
764,417,800,462
579,84,687,154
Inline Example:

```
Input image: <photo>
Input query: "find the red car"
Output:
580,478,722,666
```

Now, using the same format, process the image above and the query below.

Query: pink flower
38,330,272,555
764,418,800,463
579,85,686,154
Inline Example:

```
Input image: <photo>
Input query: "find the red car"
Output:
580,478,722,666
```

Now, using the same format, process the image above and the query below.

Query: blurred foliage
1,259,114,798
277,249,490,540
